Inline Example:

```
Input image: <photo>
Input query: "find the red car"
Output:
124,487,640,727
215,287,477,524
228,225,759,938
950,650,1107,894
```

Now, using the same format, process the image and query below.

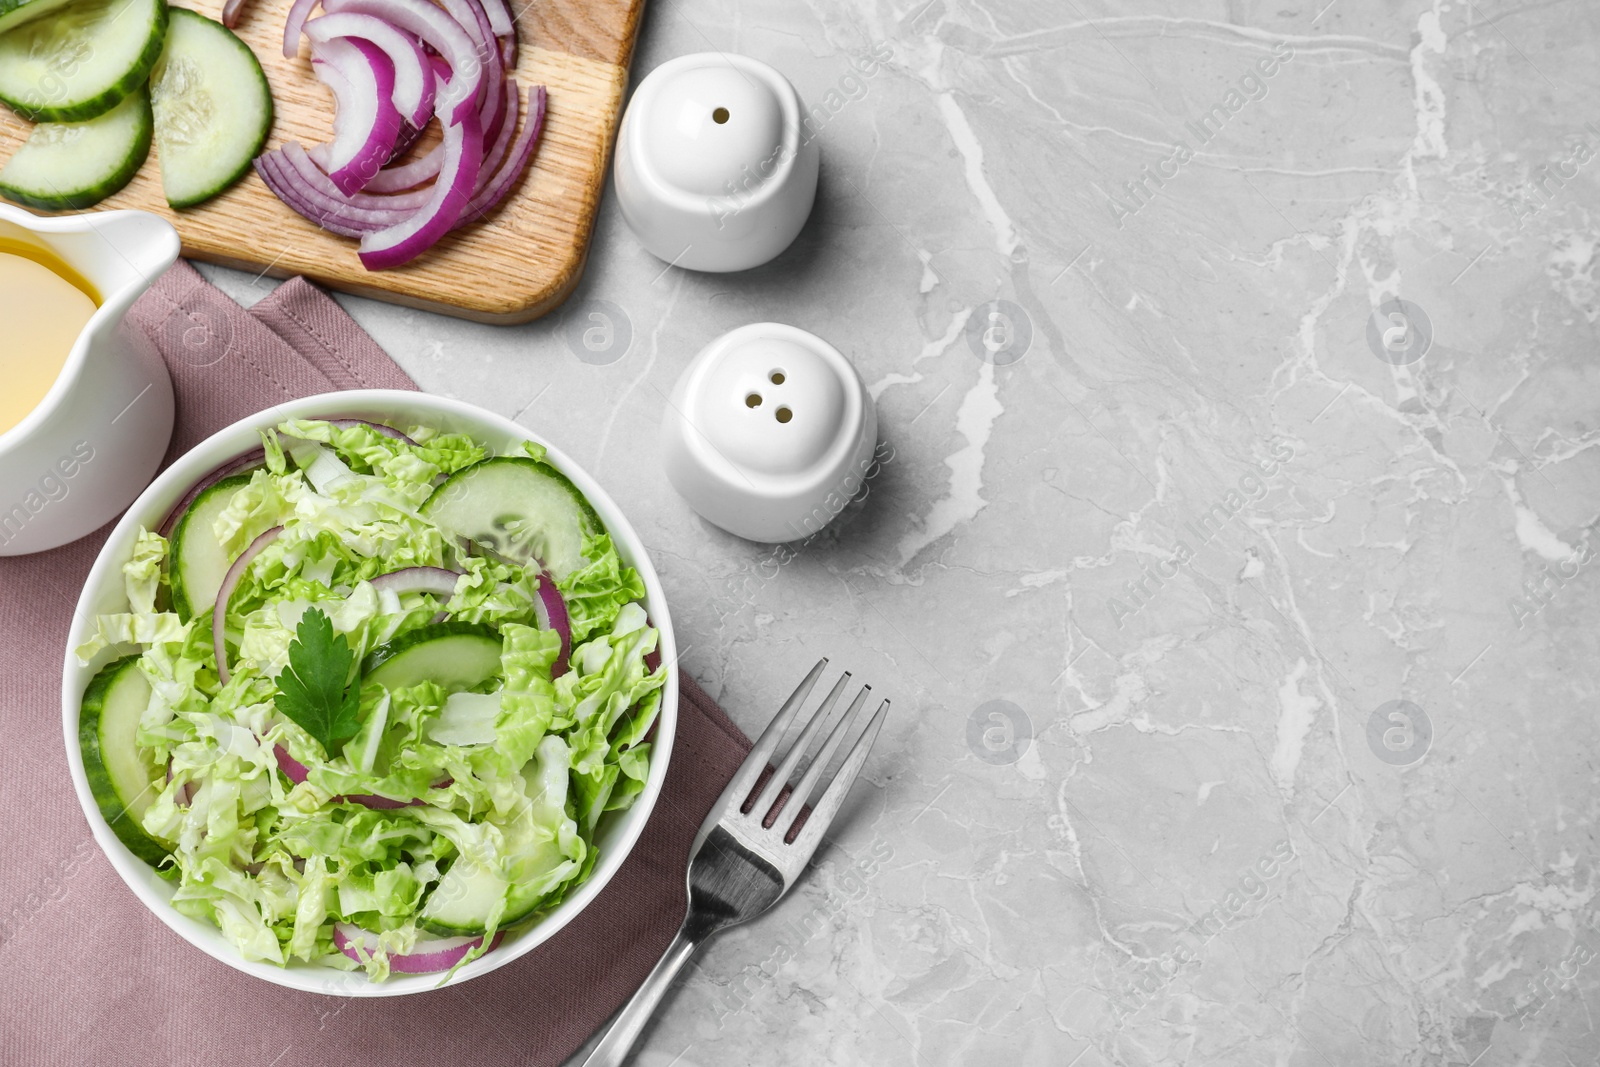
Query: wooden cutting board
0,0,646,323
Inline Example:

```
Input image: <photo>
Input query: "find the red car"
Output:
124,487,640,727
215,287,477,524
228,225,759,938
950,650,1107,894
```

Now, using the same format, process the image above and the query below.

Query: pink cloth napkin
0,261,750,1065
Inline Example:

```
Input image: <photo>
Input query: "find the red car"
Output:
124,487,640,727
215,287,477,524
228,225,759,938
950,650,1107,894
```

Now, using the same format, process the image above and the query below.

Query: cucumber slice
167,474,252,621
362,622,503,693
150,8,272,209
0,0,73,38
418,852,508,936
0,86,150,210
421,458,604,580
0,0,166,122
502,736,582,925
79,655,170,868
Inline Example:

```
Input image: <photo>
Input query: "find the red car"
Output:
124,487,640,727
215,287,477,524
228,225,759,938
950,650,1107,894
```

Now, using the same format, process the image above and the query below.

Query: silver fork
581,658,890,1067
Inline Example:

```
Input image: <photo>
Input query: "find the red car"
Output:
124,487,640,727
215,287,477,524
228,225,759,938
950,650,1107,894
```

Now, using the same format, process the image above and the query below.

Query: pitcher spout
0,204,182,311
80,209,182,303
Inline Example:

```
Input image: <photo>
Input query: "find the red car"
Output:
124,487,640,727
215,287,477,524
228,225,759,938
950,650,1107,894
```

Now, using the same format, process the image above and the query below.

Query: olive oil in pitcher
0,238,99,436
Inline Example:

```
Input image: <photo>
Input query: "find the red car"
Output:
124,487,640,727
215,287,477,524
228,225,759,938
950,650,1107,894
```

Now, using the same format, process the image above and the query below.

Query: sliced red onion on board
157,449,267,539
283,0,320,56
530,570,571,678
255,154,390,237
324,417,418,444
221,0,249,28
477,0,511,40
213,526,283,685
455,85,544,226
387,118,425,164
369,566,461,598
470,79,518,198
363,144,443,193
439,0,499,120
282,140,434,209
312,37,405,195
323,0,485,125
263,0,542,268
359,110,483,270
334,923,503,973
305,12,437,129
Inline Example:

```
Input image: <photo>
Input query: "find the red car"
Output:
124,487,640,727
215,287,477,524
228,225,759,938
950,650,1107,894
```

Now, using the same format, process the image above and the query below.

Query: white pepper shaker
660,323,877,543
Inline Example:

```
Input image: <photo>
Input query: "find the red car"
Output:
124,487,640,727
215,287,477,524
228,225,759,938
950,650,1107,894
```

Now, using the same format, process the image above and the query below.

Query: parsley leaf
273,607,362,755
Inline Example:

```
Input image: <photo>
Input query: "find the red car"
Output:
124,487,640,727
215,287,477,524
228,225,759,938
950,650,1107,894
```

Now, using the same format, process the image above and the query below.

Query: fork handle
581,913,709,1067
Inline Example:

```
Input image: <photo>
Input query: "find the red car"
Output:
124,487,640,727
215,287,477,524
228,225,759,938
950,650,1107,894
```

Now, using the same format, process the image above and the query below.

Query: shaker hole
769,370,785,384
776,406,793,424
746,393,763,408
713,107,730,124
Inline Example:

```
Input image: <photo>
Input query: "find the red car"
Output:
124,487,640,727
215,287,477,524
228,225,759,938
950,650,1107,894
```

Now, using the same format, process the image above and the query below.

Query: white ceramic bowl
61,390,678,997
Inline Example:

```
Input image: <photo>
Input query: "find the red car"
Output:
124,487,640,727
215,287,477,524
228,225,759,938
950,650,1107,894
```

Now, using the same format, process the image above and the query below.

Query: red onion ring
324,417,418,444
479,0,511,39
322,0,484,125
312,37,405,195
359,109,483,270
454,85,544,227
213,527,282,685
283,140,434,208
156,449,267,539
255,153,390,236
273,743,428,810
469,79,518,198
369,566,461,598
283,0,320,56
531,570,571,678
334,923,503,973
306,13,437,130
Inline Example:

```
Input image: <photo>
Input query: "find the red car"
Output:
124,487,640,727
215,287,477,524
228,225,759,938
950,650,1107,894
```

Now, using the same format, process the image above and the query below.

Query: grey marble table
201,1,1600,1063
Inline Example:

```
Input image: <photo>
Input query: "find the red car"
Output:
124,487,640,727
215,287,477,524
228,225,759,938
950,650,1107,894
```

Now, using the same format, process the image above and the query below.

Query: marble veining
199,0,1600,1063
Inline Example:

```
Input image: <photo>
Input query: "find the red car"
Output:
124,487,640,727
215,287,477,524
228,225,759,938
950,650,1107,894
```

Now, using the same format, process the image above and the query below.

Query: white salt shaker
613,53,820,272
660,323,877,543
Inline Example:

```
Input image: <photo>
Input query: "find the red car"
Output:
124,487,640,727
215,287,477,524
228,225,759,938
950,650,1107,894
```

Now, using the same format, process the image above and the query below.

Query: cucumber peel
0,0,167,122
0,85,151,210
150,9,273,209
79,655,171,868
362,622,503,694
422,458,604,580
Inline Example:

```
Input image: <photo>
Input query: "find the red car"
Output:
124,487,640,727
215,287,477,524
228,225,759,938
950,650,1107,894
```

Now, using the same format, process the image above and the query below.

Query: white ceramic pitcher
0,204,180,556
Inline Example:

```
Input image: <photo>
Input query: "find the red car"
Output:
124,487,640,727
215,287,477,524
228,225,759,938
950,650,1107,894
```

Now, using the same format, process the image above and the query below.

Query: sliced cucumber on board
0,0,166,122
79,655,171,868
421,458,604,580
150,8,272,209
361,622,503,694
0,86,151,210
168,474,252,621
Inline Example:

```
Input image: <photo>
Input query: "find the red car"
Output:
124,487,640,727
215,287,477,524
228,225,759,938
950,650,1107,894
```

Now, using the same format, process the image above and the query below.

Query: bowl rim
60,389,678,997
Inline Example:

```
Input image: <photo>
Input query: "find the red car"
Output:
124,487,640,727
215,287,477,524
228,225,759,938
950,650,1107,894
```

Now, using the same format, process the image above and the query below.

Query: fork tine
715,657,828,817
784,698,890,857
758,672,854,824
764,683,869,827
